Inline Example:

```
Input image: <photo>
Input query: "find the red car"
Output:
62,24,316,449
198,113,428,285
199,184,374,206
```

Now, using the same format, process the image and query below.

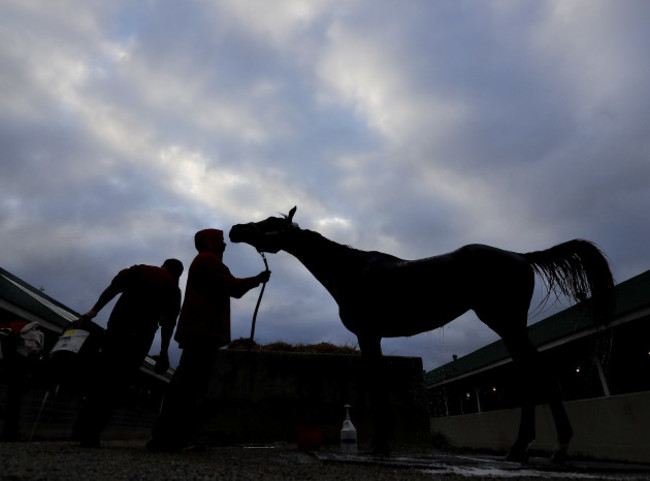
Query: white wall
431,392,650,463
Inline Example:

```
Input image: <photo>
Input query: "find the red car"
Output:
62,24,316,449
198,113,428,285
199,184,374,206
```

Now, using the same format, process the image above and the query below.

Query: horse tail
521,239,615,322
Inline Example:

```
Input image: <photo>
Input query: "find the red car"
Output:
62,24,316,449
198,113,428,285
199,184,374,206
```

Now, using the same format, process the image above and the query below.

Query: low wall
198,350,430,448
430,391,650,463
2,351,430,447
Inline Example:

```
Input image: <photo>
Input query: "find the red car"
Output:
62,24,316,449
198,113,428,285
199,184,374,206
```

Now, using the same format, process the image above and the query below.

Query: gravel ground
1,440,649,481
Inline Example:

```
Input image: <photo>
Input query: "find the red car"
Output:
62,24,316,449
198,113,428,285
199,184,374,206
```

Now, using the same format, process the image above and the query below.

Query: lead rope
248,249,269,351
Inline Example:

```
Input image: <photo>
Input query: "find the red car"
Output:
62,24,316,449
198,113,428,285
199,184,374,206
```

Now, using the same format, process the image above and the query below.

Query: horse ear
287,206,297,223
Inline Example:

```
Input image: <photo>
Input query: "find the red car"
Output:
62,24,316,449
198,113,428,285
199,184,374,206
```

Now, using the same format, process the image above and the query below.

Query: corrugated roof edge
0,266,81,330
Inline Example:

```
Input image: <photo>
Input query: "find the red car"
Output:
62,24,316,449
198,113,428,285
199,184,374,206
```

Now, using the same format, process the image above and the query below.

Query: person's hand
153,353,170,374
258,270,271,284
75,310,97,328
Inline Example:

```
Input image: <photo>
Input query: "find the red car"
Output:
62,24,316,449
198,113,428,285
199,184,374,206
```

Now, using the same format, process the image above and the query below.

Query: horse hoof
368,442,391,457
551,444,569,464
505,446,530,463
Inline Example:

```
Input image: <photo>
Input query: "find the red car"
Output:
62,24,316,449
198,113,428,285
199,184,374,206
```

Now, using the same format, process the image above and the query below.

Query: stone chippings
1,440,645,481
0,441,443,481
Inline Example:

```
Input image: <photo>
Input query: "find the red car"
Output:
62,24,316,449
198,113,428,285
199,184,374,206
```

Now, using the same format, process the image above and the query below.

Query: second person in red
148,228,269,451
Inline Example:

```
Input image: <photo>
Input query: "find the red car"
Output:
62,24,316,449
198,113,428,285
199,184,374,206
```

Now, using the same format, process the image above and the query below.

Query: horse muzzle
228,223,255,244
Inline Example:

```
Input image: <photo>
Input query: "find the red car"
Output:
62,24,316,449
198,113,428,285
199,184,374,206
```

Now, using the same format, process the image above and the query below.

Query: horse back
363,244,529,287
341,244,534,337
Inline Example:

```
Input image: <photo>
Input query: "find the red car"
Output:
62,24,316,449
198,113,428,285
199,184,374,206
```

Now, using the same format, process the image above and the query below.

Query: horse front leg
358,334,392,455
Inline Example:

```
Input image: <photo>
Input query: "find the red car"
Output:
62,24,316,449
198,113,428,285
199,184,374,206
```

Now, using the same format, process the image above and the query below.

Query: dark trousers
1,355,31,440
75,331,150,444
150,346,218,447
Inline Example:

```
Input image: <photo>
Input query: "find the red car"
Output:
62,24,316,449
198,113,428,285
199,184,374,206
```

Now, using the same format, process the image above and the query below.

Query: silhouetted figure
229,206,615,461
147,229,269,451
0,319,44,441
75,259,183,447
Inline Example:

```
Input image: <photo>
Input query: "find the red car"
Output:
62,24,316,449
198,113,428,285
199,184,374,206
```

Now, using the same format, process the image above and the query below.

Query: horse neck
283,228,361,294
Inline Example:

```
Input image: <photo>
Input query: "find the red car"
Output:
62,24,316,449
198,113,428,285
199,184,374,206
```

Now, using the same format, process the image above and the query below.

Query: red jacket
174,229,261,349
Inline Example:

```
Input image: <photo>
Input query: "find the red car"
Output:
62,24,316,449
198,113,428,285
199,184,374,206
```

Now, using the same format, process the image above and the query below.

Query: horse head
229,206,297,253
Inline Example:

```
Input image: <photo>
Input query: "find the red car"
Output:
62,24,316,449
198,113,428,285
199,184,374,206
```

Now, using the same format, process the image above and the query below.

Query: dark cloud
1,1,648,371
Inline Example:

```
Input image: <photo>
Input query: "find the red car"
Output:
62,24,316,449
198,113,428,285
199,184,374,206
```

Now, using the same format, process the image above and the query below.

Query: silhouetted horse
229,207,614,460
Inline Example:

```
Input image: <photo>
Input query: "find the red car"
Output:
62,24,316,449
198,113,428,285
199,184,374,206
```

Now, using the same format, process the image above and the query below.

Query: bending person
75,258,183,447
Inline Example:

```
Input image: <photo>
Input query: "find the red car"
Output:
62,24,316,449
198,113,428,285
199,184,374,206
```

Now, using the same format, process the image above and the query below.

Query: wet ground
317,451,650,480
1,440,649,480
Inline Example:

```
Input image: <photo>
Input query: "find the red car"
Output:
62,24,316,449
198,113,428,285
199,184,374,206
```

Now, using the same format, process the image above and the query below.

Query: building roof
0,266,80,332
425,269,650,387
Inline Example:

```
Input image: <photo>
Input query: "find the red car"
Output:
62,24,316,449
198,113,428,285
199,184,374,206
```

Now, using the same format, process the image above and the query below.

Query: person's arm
155,286,181,374
154,322,173,374
202,256,269,299
227,270,271,299
77,284,121,328
77,269,129,328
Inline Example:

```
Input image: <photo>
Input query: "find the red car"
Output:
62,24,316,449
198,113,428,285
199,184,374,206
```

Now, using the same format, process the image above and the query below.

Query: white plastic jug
340,404,357,454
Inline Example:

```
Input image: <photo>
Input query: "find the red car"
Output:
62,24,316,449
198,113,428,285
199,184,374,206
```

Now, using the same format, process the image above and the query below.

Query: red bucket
296,427,323,451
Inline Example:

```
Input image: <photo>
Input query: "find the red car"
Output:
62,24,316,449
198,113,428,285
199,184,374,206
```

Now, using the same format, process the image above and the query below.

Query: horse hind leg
480,311,573,462
548,389,573,463
501,333,538,462
503,331,573,462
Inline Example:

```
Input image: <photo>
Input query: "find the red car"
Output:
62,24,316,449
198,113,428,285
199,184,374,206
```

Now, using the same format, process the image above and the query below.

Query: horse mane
293,228,383,269
297,228,364,256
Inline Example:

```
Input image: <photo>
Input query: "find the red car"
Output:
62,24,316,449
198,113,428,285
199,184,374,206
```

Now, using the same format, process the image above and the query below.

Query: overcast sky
1,1,649,371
